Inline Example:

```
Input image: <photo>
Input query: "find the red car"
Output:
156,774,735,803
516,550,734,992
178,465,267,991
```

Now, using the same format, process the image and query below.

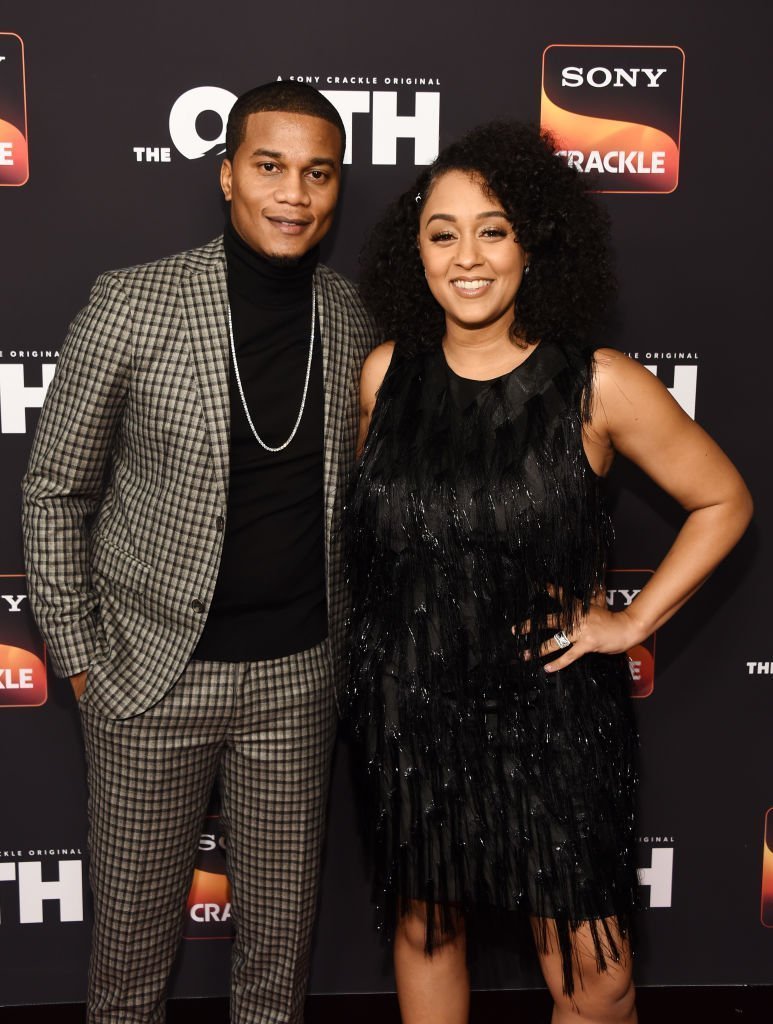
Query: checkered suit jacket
22,237,378,719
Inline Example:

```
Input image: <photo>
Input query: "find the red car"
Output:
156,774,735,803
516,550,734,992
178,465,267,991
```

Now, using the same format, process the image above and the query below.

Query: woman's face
418,170,528,335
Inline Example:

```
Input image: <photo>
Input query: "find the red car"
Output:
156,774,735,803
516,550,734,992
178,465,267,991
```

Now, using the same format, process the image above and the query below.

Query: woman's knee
396,901,465,956
556,962,635,1020
534,916,635,1021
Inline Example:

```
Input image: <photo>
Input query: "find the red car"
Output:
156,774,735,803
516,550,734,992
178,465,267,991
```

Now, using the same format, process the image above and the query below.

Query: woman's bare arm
356,341,395,457
543,348,753,670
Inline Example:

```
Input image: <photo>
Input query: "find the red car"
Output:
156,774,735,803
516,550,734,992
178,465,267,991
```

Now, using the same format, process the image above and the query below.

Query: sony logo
605,589,641,608
190,901,231,922
199,832,226,853
561,66,667,88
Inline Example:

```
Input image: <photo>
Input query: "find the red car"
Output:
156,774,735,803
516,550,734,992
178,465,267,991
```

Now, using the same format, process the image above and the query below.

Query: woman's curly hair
359,121,615,354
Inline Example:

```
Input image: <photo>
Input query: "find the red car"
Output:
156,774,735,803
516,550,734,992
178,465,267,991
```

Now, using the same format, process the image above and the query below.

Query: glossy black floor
4,989,772,1023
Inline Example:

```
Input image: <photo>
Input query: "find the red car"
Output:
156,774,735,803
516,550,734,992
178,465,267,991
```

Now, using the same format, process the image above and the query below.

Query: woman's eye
481,227,508,238
429,231,455,243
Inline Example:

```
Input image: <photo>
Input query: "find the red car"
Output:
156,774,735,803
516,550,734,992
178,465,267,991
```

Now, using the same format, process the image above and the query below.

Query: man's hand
70,671,88,701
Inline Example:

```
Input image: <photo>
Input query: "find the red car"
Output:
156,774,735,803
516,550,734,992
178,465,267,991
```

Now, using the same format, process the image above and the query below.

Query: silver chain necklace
226,284,316,453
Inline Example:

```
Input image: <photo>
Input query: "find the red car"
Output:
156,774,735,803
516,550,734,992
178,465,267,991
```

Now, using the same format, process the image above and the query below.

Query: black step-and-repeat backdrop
1,0,770,1005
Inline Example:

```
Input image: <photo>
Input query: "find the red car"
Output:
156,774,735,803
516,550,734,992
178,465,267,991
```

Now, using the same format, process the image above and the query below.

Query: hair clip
414,192,422,203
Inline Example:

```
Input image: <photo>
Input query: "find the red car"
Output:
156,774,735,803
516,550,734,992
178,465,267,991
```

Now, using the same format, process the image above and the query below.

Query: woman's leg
394,900,470,1024
532,916,637,1024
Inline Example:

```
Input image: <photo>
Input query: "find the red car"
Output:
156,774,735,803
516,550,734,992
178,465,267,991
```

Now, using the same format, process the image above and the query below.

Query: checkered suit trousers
80,641,336,1024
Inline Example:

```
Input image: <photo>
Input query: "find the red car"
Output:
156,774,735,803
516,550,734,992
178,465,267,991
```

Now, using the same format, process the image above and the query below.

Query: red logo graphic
0,575,47,707
183,814,233,940
761,809,773,927
541,44,685,194
0,33,29,187
0,644,46,707
606,569,655,697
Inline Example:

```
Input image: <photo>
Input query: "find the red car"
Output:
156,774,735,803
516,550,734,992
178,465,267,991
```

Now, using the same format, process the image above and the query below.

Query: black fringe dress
346,340,639,995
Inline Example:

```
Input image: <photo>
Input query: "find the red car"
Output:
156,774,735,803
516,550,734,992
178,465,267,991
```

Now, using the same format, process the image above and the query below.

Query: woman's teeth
452,279,491,291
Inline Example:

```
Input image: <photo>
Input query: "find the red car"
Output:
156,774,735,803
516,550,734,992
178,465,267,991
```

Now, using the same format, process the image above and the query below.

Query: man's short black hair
225,81,346,162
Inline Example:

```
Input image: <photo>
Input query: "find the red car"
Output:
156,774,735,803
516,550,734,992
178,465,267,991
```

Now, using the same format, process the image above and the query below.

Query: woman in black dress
347,122,751,1023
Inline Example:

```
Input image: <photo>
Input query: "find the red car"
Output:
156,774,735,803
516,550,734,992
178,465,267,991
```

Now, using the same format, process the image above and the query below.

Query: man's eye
308,170,327,181
260,162,277,172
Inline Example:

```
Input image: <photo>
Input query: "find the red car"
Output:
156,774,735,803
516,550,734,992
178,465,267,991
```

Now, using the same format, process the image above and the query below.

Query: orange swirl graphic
0,119,28,186
762,810,773,927
0,644,47,706
628,644,654,698
187,867,231,910
541,92,679,193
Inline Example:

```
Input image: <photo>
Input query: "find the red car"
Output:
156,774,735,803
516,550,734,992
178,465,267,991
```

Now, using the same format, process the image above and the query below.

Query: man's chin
264,252,304,267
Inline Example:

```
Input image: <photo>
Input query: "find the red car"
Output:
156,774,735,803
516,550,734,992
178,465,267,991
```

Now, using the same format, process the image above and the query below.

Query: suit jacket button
216,515,225,532
191,599,205,613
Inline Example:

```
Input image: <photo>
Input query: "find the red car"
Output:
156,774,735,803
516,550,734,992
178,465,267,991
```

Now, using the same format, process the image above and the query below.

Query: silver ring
553,631,572,650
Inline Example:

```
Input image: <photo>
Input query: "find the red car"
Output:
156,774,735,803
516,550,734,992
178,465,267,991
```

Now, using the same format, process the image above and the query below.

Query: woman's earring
523,264,530,276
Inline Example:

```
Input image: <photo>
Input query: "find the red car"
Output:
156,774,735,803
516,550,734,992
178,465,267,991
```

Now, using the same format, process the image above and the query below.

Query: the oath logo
0,576,46,707
184,815,234,940
626,350,699,420
0,855,84,924
748,662,773,676
133,74,440,167
606,569,655,697
0,32,28,186
637,835,674,908
761,809,773,926
541,45,684,193
0,352,58,434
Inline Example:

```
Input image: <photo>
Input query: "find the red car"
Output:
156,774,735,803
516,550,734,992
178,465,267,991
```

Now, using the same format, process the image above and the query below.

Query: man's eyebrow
425,210,508,224
250,149,338,169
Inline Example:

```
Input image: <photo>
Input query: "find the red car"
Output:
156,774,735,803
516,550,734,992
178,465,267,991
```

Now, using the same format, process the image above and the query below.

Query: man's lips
266,215,313,235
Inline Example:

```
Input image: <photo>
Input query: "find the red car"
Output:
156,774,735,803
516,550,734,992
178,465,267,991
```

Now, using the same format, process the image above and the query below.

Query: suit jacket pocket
92,535,152,595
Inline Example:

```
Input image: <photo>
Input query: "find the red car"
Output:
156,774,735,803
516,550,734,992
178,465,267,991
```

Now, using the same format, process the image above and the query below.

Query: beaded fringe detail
345,343,639,996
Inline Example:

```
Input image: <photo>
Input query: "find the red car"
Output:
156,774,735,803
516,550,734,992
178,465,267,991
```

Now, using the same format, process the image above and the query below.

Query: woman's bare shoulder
592,347,660,391
362,341,396,376
360,341,396,407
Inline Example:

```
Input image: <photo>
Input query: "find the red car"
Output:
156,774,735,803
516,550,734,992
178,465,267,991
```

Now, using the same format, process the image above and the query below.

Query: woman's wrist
616,606,652,650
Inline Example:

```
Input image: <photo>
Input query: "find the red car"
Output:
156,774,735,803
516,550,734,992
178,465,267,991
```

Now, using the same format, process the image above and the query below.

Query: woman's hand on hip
536,604,643,673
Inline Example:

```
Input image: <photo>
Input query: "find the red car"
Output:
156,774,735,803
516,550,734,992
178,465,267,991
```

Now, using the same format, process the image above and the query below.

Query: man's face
220,110,342,262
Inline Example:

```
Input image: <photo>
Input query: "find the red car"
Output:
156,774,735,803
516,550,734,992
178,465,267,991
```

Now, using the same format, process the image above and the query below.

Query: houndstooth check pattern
80,642,337,1024
21,236,379,1022
22,236,378,718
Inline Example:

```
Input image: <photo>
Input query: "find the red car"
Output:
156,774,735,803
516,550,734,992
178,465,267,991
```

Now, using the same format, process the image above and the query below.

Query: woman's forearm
620,486,753,644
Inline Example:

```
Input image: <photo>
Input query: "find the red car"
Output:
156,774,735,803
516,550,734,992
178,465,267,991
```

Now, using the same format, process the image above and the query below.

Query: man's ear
220,159,233,202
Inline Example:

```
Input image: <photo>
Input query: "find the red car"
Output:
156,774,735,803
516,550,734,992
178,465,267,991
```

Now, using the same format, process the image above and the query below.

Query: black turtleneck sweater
192,222,327,662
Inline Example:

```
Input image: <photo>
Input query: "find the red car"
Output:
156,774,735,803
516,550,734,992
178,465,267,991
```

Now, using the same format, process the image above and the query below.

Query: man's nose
275,172,311,206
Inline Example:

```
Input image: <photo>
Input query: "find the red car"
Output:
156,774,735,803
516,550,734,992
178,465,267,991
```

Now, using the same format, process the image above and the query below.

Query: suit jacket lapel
180,247,231,502
316,267,350,578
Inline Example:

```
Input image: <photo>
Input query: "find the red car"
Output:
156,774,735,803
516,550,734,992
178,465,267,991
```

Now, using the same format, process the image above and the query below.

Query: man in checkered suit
22,82,377,1023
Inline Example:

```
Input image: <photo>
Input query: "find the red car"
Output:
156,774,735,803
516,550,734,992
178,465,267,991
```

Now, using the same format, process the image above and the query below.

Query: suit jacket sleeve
21,271,132,678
